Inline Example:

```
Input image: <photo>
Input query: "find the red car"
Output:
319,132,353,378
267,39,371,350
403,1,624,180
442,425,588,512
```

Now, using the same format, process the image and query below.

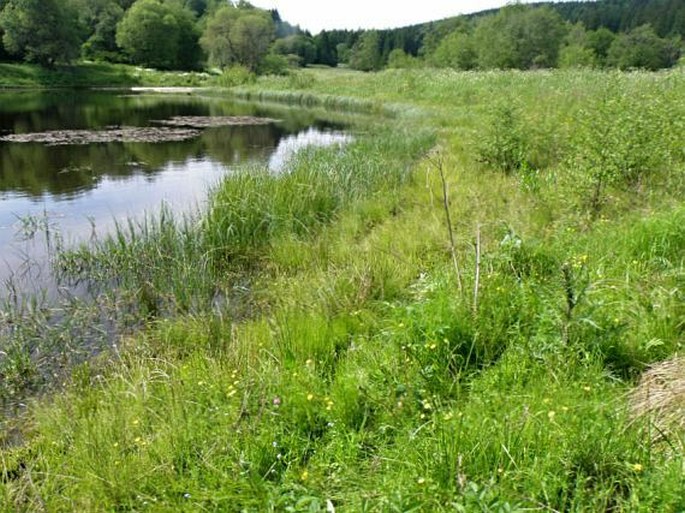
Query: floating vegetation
0,127,201,146
154,115,279,128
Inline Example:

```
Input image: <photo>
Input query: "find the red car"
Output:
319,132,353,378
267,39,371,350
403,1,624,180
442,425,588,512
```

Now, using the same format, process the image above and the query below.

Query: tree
272,34,317,67
231,13,274,71
200,5,274,71
73,0,125,61
116,0,201,70
386,48,419,69
314,31,336,66
607,24,680,70
349,30,381,71
558,23,598,68
0,0,83,66
430,30,477,70
473,5,567,69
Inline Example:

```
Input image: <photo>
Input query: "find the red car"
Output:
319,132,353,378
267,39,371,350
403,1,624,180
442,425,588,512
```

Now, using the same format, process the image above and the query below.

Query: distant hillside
312,0,684,70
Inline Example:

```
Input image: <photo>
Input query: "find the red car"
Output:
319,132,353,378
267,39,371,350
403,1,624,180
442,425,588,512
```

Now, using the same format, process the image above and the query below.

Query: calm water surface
0,90,350,295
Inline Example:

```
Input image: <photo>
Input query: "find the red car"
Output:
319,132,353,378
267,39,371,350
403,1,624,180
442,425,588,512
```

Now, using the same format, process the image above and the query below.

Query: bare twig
429,154,463,295
473,224,481,316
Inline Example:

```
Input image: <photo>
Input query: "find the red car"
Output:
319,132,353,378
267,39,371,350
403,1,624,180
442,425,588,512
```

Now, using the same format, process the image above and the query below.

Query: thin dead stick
434,156,463,295
473,224,481,316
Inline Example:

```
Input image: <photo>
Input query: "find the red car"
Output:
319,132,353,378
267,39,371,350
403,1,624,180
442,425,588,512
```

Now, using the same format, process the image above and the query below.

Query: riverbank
1,68,684,511
0,62,215,89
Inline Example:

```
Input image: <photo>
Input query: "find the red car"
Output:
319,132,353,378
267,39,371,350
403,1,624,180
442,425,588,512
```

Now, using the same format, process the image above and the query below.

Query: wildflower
583,385,591,392
443,412,454,421
307,393,314,401
305,359,313,366
547,411,556,420
417,477,426,485
301,470,309,481
272,397,282,406
183,493,191,499
397,401,403,408
132,419,140,426
631,463,643,472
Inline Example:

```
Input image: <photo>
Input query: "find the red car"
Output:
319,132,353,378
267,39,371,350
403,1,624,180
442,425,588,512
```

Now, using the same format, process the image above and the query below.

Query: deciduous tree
0,0,83,66
116,0,201,70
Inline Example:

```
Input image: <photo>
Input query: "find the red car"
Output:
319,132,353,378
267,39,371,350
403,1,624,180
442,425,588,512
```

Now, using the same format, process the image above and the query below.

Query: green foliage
386,49,420,69
0,0,83,66
272,34,317,67
257,52,289,75
349,30,382,72
73,0,126,61
477,101,530,174
3,67,685,512
607,24,681,70
213,64,255,87
115,0,201,70
200,4,274,72
565,80,678,213
473,5,568,69
429,30,477,70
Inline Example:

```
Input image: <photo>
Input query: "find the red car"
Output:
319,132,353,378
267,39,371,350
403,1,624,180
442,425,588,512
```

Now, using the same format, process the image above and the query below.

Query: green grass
2,68,685,511
0,62,216,88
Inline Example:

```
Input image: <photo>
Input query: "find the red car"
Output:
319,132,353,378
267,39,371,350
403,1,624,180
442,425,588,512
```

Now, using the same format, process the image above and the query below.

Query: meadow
1,67,684,511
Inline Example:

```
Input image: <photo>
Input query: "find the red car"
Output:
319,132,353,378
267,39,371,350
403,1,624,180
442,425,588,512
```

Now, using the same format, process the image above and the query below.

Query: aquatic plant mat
154,115,280,128
0,126,200,145
0,116,278,145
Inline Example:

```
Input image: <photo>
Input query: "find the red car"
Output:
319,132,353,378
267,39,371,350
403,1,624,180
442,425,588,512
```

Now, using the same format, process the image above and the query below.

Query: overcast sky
248,1,538,34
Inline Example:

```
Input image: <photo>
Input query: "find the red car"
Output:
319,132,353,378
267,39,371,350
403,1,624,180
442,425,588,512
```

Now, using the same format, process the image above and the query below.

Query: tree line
0,0,682,72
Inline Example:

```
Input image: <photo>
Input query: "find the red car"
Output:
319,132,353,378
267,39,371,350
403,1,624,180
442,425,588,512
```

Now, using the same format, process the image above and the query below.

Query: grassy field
1,67,684,511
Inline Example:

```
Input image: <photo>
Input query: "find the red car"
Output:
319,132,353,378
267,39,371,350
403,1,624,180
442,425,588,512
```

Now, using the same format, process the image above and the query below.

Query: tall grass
2,68,685,511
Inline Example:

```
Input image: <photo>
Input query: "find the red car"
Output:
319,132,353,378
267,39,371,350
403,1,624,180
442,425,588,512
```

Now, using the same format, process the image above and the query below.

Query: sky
248,1,537,34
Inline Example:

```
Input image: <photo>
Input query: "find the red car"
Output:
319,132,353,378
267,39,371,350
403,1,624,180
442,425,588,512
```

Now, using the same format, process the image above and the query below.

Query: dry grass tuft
629,356,685,448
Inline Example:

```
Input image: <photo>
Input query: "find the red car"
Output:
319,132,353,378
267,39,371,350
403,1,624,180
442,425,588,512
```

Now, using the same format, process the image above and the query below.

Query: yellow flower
307,393,314,401
301,470,309,481
547,410,556,420
417,477,426,485
631,463,643,472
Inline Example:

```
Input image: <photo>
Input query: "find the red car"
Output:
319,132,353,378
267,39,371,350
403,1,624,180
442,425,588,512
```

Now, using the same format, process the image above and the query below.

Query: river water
0,89,350,296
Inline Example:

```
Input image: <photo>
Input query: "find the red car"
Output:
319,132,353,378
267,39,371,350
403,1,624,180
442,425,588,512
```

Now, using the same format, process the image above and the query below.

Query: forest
0,0,683,73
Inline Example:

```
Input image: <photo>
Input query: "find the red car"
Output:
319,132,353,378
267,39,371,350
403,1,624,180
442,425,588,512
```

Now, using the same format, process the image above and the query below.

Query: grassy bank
0,62,215,88
1,68,684,511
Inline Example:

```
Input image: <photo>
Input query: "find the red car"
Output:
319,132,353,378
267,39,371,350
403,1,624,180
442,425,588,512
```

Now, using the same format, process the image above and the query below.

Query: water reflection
0,89,351,293
269,127,353,173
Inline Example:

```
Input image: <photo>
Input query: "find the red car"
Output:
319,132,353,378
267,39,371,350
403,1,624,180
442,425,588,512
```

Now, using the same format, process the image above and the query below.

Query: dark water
0,89,350,293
